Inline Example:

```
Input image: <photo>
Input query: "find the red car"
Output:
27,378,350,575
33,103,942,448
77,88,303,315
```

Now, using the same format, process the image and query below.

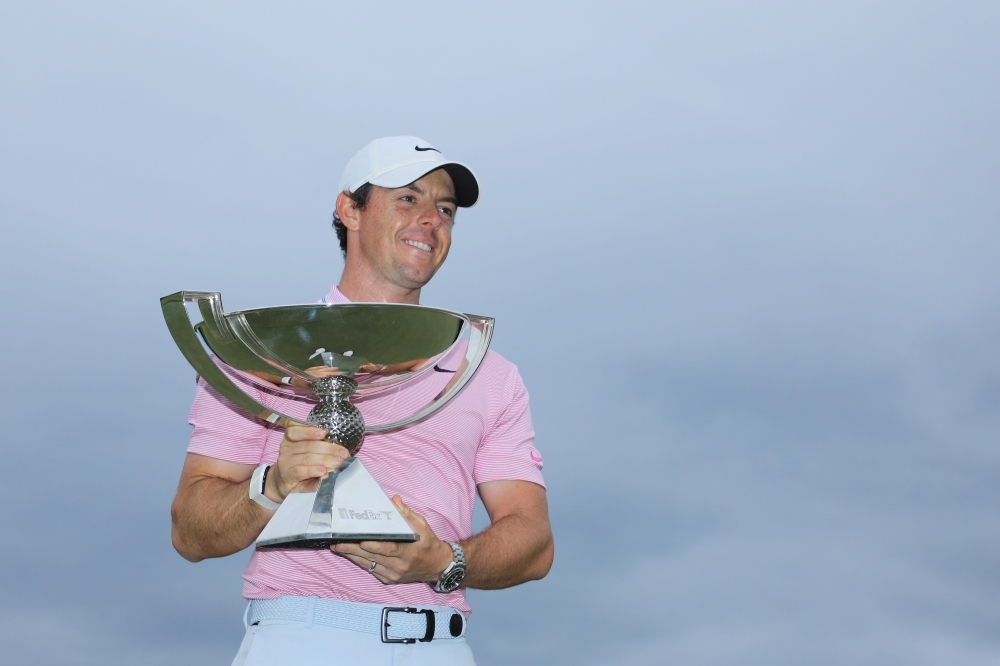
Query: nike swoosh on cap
414,146,441,152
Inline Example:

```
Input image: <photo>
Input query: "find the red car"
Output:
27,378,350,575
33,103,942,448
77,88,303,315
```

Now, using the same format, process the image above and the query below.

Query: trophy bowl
161,291,494,548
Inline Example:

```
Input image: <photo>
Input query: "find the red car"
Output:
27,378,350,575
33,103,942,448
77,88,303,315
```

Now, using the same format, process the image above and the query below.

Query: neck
337,270,422,305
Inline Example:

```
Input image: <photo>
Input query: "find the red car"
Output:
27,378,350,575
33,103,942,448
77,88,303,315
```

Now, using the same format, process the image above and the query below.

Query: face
348,168,457,291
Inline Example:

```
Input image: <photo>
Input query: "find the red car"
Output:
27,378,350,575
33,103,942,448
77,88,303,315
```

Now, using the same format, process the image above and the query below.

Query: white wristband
249,464,281,511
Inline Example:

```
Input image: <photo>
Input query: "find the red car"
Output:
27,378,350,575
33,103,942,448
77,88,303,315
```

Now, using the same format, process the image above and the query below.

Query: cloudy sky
1,2,998,664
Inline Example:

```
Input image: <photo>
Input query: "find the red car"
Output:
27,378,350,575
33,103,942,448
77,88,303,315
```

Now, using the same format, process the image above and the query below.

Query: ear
336,191,362,232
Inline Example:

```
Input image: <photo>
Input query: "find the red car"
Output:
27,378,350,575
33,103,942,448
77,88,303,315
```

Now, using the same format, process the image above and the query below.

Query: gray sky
1,2,998,664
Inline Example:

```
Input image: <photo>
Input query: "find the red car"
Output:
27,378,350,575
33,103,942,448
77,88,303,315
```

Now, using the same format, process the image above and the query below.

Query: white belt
247,596,467,644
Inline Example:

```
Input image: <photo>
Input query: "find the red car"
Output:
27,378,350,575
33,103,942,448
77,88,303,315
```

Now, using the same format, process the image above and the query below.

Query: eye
400,194,416,203
439,206,455,218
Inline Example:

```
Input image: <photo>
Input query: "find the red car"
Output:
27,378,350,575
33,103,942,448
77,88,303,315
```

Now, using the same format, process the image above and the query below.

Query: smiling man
170,137,553,665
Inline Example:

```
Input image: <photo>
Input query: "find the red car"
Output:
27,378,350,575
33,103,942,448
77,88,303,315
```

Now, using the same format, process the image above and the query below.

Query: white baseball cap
338,136,480,207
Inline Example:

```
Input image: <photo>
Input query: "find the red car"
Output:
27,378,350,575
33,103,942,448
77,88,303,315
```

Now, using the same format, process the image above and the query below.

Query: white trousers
231,616,477,666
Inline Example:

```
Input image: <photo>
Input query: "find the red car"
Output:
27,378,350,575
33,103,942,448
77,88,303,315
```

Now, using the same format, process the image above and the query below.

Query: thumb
392,495,424,532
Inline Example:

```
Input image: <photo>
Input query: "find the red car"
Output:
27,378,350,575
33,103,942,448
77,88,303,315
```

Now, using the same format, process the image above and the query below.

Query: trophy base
256,457,417,549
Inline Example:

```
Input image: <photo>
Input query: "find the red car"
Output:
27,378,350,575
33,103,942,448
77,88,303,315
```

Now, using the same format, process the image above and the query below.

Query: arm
171,425,349,562
462,479,553,588
170,453,264,561
333,479,554,589
330,365,551,587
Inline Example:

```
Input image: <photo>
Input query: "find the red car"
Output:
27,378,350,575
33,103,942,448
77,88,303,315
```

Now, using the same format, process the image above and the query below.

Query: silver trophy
161,291,493,549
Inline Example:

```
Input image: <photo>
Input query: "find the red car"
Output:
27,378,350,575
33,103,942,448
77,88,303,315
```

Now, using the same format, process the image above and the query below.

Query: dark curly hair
331,183,374,258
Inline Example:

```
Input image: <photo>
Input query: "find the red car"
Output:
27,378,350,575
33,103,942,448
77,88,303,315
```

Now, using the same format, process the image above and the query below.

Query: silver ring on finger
368,559,378,573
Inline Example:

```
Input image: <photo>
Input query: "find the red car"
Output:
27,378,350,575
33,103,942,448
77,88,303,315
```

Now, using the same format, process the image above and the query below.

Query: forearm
171,476,271,562
171,431,347,563
461,511,554,590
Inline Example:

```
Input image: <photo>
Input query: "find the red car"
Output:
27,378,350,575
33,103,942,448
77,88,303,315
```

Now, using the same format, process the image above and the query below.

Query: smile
403,240,433,253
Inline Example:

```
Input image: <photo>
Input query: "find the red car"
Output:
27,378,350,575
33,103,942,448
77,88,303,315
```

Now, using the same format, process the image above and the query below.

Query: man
170,136,553,665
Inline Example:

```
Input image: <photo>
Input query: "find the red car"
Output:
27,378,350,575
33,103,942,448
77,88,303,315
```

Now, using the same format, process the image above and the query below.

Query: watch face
441,567,465,592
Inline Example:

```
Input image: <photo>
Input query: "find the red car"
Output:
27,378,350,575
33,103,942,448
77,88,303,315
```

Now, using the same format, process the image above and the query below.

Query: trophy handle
364,314,494,433
161,291,307,427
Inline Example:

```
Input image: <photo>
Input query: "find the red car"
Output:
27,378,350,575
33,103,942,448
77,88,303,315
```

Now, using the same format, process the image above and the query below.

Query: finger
282,439,350,459
282,450,351,476
391,495,427,532
335,551,397,581
333,542,364,557
359,540,400,557
282,464,333,483
285,427,351,456
277,459,342,483
334,542,393,565
285,425,329,442
284,452,348,470
337,551,370,567
333,543,390,561
337,552,380,572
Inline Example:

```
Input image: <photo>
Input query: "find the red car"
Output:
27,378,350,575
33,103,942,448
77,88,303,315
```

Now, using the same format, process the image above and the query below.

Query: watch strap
432,541,466,592
249,464,281,511
449,541,466,568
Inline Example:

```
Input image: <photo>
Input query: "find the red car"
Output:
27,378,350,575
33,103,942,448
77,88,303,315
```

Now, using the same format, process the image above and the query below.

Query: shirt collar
322,285,351,304
322,285,423,306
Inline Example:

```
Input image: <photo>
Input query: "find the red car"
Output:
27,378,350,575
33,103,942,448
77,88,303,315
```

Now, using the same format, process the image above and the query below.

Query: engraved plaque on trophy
161,291,493,549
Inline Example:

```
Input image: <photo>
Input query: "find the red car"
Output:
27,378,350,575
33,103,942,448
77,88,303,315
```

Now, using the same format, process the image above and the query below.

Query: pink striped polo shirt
186,286,545,614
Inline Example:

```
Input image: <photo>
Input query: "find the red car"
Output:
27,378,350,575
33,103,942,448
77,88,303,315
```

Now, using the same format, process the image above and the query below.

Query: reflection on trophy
161,291,493,549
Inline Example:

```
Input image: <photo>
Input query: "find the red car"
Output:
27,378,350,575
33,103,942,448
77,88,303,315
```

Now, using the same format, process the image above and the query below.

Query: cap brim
368,161,479,208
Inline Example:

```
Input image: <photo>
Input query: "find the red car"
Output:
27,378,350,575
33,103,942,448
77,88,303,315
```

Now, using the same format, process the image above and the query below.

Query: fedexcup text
338,508,394,521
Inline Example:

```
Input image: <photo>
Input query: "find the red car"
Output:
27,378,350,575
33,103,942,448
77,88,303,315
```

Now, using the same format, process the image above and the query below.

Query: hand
332,496,454,585
264,425,350,502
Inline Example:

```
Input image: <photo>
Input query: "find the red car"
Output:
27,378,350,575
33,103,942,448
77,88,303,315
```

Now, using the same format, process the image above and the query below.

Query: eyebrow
404,184,458,206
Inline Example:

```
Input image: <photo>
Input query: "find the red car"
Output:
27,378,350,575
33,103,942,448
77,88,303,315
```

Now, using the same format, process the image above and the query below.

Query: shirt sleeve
473,365,546,488
187,372,271,466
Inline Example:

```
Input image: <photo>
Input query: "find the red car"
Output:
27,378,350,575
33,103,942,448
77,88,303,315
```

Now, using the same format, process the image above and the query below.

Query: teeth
404,240,432,252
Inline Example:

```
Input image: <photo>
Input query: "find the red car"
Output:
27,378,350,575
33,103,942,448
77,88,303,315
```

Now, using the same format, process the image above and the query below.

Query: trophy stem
306,375,365,454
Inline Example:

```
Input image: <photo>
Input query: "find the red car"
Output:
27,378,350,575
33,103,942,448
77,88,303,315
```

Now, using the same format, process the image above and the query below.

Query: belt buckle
380,606,436,644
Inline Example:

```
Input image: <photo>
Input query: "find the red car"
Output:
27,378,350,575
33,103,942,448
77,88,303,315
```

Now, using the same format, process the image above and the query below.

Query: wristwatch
432,542,467,593
249,464,281,511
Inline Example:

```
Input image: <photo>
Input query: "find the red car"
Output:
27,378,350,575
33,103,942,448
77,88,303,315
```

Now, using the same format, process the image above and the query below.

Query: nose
416,202,447,229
